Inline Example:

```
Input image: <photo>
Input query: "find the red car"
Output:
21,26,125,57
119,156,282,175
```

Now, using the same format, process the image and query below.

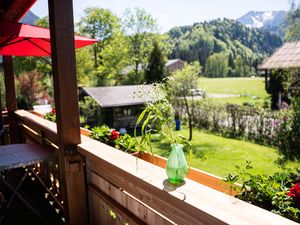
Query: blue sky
31,0,290,32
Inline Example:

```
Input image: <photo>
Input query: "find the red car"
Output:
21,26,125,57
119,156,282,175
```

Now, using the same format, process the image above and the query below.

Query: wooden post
3,56,20,144
48,1,88,225
264,70,268,92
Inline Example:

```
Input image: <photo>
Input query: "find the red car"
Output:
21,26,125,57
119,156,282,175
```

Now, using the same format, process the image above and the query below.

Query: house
259,41,300,108
79,85,156,130
119,58,185,75
165,58,185,73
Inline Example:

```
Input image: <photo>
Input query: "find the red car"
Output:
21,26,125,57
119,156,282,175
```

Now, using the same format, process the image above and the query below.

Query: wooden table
0,143,52,224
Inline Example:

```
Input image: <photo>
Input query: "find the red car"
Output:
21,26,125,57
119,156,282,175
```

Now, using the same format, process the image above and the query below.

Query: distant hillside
20,10,39,25
168,18,282,77
237,10,287,39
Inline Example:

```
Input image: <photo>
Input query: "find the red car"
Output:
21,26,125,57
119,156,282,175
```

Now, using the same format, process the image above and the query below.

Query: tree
144,40,166,83
76,47,95,86
77,7,120,69
234,55,250,77
122,7,158,78
16,71,51,109
94,30,129,86
285,0,300,41
168,62,201,141
35,16,49,28
205,52,228,77
79,96,99,128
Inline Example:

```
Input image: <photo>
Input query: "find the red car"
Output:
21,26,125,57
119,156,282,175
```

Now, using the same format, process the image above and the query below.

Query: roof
165,59,184,67
0,0,37,22
259,41,300,70
81,85,156,108
119,59,184,75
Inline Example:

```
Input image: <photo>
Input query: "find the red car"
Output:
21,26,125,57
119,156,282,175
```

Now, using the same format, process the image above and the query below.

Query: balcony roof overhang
0,0,36,22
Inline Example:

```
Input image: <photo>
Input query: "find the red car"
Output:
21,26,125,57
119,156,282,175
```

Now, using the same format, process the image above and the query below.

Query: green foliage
95,31,129,86
77,7,120,67
135,83,191,153
122,7,158,78
76,48,95,86
168,18,282,77
79,96,99,128
44,109,56,122
35,16,49,28
77,7,130,86
90,125,140,153
115,134,139,153
285,0,300,41
205,52,228,77
224,162,300,223
170,62,200,96
276,98,300,160
90,125,118,147
144,40,167,83
168,62,201,141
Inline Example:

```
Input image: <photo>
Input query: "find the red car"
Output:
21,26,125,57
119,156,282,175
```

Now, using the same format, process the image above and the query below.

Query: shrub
276,98,300,160
115,134,139,153
223,163,300,223
44,108,56,122
90,125,119,147
90,125,140,154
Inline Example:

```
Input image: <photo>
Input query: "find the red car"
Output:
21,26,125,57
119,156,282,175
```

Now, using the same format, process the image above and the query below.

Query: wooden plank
48,1,87,224
138,152,238,195
89,184,147,225
15,110,58,145
78,137,299,225
3,56,20,144
90,171,173,225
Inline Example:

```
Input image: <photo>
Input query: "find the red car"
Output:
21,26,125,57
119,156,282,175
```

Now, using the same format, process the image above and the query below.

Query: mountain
167,18,282,77
20,10,39,25
237,11,286,38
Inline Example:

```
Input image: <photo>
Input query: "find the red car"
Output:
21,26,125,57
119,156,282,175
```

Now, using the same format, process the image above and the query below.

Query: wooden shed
79,85,155,130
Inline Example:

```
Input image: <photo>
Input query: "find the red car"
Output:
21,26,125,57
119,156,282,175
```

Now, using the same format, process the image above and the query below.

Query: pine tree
145,41,166,83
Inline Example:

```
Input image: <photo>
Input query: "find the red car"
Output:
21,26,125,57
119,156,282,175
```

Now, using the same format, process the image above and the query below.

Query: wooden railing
14,110,299,225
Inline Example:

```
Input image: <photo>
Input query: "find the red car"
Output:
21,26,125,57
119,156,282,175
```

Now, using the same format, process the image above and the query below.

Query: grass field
147,127,298,179
198,77,269,105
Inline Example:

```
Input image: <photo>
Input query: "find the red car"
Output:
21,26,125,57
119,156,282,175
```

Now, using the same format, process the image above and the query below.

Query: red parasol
0,21,97,56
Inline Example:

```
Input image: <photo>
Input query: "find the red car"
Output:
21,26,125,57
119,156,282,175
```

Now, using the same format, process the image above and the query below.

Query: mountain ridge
237,10,286,38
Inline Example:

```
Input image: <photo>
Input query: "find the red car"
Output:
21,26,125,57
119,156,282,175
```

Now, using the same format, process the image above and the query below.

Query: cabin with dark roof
79,85,155,130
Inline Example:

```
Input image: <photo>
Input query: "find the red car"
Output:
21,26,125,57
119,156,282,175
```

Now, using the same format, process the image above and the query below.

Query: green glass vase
166,143,188,184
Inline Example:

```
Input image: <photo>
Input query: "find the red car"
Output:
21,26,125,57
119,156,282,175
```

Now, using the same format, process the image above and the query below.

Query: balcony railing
13,110,298,225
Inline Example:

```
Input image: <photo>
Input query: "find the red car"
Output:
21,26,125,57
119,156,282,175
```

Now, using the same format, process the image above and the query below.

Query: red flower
110,129,119,140
288,183,300,199
51,108,56,114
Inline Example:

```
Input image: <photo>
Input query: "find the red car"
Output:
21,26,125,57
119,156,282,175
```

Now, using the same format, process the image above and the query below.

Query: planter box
136,151,239,195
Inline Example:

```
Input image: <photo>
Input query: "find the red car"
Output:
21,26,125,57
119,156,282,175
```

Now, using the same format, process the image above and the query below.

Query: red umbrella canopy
0,21,97,56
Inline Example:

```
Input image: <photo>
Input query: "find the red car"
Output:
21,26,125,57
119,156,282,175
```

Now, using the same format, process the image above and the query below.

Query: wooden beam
3,56,20,144
48,1,87,225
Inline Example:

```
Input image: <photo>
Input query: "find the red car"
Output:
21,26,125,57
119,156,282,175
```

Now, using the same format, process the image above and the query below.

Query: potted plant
134,83,191,185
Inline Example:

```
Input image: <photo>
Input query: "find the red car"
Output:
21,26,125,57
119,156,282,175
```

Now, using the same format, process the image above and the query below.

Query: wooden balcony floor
0,168,64,225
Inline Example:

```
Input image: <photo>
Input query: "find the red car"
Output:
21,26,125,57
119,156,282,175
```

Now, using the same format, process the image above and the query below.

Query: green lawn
205,96,260,105
147,128,298,179
198,77,268,105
